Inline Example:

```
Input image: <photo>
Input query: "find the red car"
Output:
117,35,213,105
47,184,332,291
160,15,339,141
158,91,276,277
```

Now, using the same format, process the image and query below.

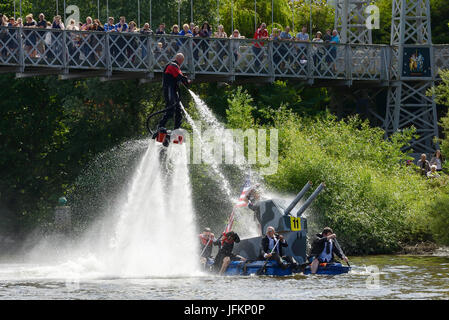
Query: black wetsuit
158,60,189,130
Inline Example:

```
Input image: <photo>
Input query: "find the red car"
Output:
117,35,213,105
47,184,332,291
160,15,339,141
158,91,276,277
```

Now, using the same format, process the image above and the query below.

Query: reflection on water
0,255,448,299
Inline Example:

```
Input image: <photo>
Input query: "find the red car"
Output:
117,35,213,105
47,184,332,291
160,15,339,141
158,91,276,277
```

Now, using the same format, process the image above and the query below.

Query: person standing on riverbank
430,150,445,172
309,227,349,274
417,153,431,176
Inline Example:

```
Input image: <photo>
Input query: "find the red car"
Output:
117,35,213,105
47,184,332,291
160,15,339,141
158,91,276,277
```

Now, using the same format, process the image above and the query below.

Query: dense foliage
218,86,442,253
0,74,162,234
425,70,449,245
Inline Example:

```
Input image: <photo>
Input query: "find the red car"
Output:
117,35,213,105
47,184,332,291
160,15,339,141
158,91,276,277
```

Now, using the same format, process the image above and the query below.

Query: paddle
199,237,213,257
334,238,350,267
256,237,281,275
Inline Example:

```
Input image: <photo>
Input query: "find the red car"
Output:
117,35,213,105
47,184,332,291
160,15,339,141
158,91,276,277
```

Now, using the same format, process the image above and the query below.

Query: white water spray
186,92,264,238
104,140,198,277
181,103,234,201
12,139,199,280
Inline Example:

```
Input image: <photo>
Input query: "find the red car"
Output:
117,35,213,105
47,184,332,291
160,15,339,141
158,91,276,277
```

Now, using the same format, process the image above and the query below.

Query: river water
2,94,448,301
0,254,448,300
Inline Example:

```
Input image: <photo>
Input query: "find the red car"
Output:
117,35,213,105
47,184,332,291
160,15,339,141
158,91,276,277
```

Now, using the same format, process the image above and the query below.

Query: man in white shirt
309,227,349,274
260,226,292,269
296,26,310,63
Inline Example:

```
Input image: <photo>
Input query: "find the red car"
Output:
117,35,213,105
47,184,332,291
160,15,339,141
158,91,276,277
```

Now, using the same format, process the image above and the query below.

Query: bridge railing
0,26,391,81
0,26,21,66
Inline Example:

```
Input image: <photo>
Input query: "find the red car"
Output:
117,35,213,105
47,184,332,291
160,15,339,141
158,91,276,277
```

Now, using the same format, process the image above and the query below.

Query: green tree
0,74,161,234
372,0,449,44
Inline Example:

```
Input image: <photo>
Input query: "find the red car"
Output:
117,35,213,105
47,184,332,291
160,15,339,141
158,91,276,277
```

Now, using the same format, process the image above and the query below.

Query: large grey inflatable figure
233,182,325,265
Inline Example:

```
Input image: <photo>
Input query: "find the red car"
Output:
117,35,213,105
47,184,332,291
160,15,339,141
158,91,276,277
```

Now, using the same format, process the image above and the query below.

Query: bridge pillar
384,0,438,154
334,0,373,44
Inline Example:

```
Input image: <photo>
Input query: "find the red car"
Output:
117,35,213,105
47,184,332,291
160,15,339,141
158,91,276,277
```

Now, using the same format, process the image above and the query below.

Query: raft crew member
261,226,297,270
199,227,219,267
309,227,349,274
246,183,261,213
213,231,246,275
244,183,262,236
154,52,192,137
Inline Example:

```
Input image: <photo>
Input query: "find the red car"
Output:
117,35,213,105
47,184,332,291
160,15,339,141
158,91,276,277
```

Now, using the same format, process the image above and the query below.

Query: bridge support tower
384,0,438,154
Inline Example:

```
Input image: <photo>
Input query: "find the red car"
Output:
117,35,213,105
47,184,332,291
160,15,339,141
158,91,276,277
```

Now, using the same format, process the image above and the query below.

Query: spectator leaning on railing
115,16,128,32
280,26,292,40
104,17,115,32
312,31,324,69
66,18,79,31
229,29,244,62
253,22,268,69
23,14,37,58
271,28,282,67
156,23,166,35
329,29,340,72
296,25,309,64
214,24,228,62
279,26,293,66
198,22,211,61
52,15,65,29
179,23,193,37
1,11,375,76
170,24,179,34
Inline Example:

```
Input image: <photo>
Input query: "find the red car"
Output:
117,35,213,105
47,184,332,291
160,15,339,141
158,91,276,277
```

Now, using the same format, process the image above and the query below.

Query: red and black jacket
163,60,189,90
219,232,240,256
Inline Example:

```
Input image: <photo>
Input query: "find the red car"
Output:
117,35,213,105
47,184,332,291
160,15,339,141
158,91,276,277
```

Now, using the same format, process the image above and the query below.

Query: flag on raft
224,175,252,234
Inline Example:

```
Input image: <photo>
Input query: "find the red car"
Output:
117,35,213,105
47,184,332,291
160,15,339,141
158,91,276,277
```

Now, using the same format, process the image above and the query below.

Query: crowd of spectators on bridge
1,12,342,73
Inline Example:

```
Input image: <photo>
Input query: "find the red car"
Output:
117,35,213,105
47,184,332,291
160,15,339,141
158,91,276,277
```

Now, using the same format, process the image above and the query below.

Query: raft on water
211,182,352,276
221,260,351,276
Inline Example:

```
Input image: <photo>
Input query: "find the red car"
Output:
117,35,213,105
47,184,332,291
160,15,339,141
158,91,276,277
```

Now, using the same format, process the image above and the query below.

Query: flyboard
146,107,185,147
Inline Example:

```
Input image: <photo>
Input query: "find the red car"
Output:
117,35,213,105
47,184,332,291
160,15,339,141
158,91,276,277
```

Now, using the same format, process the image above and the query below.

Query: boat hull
217,260,351,276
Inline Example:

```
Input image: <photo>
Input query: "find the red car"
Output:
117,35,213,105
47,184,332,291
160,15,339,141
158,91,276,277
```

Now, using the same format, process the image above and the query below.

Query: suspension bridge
1,0,448,154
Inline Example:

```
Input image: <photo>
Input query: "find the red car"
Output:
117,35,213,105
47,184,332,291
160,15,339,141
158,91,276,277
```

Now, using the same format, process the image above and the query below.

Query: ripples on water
0,255,448,300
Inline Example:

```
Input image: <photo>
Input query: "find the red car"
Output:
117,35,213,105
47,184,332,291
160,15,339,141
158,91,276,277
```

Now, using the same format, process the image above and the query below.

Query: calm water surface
0,255,448,300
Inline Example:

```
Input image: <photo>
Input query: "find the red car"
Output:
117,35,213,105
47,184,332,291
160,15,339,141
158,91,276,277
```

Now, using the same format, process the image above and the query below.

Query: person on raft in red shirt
154,52,192,137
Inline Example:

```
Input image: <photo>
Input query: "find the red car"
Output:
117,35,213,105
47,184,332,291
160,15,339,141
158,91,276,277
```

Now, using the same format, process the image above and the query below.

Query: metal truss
384,81,438,153
334,0,372,44
384,0,439,154
391,0,432,45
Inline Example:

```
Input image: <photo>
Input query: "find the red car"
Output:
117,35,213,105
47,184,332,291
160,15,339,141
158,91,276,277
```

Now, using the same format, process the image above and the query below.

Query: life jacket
221,232,234,246
199,234,213,247
319,262,328,267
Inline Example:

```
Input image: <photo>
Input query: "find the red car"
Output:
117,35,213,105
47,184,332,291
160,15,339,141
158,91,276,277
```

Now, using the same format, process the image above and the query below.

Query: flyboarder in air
150,52,192,146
